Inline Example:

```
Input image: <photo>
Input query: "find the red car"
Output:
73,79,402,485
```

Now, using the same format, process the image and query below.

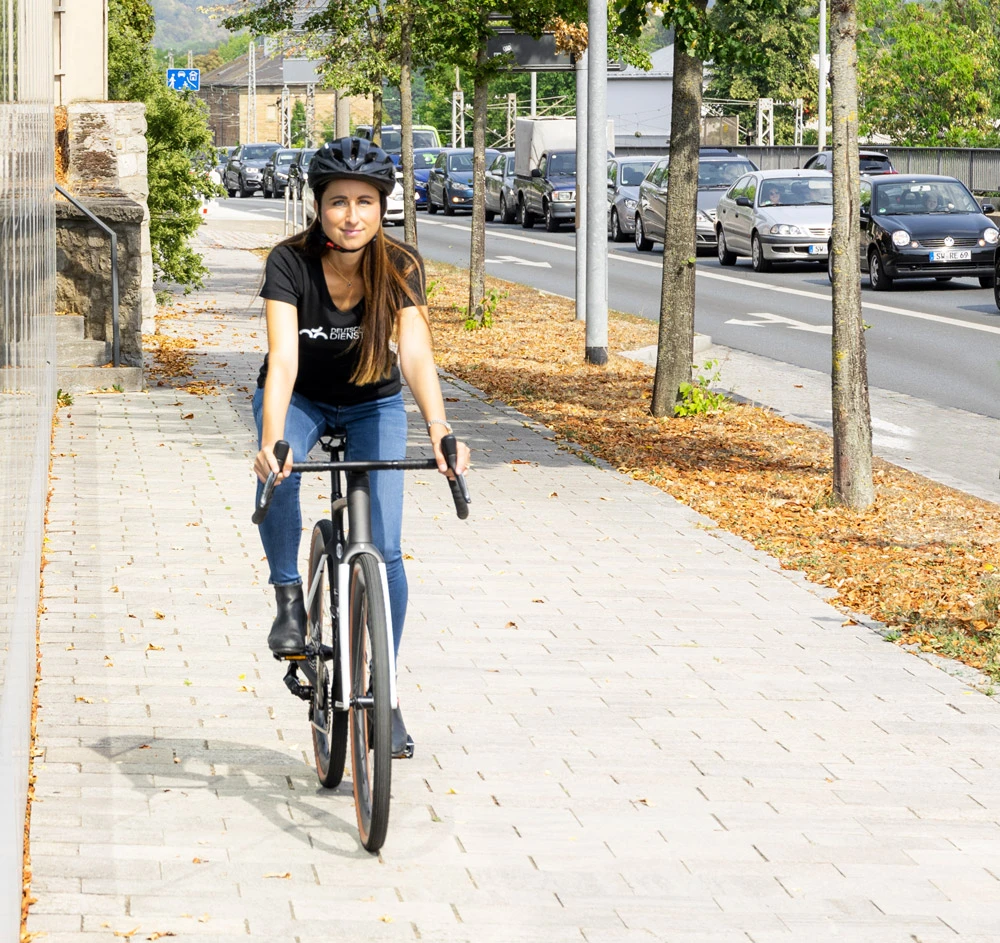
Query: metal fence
0,1,55,937
613,142,1000,194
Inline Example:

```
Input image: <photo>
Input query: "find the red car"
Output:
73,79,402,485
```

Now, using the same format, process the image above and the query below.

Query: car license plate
929,249,972,262
807,244,826,255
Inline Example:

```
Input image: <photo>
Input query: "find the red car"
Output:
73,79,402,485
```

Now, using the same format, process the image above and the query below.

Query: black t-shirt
257,239,426,406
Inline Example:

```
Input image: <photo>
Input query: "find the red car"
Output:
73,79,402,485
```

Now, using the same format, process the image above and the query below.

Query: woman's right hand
254,442,293,484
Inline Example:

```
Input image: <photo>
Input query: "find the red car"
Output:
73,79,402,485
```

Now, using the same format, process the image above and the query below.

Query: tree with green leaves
291,99,307,146
856,0,999,146
705,0,819,145
109,0,217,290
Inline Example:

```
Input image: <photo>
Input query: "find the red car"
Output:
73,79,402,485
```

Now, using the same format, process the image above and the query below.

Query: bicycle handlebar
252,434,470,524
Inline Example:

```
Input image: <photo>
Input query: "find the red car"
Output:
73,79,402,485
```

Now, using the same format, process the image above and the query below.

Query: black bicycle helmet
307,137,396,197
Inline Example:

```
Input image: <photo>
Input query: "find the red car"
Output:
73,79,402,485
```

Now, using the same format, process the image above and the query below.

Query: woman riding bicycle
252,137,471,753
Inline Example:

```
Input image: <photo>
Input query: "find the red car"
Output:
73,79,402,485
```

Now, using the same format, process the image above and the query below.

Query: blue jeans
253,388,408,656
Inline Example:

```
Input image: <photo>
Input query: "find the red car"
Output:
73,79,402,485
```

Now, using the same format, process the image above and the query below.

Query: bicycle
252,432,470,852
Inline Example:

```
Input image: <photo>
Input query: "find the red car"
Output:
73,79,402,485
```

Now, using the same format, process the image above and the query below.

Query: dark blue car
390,148,442,209
427,147,500,215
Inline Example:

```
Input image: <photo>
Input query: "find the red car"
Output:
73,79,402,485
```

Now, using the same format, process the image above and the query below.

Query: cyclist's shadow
89,733,373,859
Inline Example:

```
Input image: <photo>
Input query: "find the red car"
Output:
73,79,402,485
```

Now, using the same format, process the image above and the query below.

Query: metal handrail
54,183,120,367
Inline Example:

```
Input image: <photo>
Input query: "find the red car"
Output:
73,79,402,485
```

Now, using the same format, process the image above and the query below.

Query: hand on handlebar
428,428,470,478
254,441,293,484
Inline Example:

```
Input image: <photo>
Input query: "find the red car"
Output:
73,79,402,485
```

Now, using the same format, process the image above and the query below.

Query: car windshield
380,131,402,151
413,131,438,148
242,145,277,160
619,161,654,187
699,160,755,188
300,149,317,167
874,181,980,215
758,177,833,207
414,151,439,168
276,152,295,165
549,153,576,175
448,153,473,172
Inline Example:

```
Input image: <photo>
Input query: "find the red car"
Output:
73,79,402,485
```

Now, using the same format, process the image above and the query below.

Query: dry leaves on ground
425,261,1000,681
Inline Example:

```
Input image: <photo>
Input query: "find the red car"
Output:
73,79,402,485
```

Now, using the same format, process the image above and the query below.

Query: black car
804,149,896,175
426,147,499,215
224,142,282,198
833,174,998,291
261,148,298,198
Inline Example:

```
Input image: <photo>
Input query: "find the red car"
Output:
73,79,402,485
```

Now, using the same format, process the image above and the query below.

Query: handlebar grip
252,440,290,525
441,434,470,520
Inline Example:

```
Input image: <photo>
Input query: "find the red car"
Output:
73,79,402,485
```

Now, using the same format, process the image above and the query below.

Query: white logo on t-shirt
299,326,362,341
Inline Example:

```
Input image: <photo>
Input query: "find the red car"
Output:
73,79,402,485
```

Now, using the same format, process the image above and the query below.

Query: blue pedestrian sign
166,69,200,91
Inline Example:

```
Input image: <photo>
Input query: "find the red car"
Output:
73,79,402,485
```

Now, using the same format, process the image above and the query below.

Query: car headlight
392,185,403,199
624,199,637,209
891,229,910,247
697,211,714,225
770,224,808,236
984,228,999,244
245,168,260,176
552,190,575,202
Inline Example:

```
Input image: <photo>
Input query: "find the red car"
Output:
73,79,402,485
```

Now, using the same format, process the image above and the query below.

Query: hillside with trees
150,0,231,50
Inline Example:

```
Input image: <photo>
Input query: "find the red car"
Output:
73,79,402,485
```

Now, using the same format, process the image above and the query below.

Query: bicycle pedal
273,652,307,661
393,736,415,760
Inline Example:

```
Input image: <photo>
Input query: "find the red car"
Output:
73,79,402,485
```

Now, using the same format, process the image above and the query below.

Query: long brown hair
276,183,424,386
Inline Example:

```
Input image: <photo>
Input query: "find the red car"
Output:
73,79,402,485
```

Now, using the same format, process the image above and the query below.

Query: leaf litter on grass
425,260,1000,680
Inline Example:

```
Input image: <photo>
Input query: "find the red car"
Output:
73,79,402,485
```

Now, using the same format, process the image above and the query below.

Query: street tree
829,0,873,508
705,0,818,145
109,0,217,290
856,0,999,146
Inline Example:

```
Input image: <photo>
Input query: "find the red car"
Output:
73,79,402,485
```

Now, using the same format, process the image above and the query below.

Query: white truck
513,117,614,232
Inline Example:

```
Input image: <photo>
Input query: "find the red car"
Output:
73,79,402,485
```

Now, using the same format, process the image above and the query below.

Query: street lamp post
818,0,827,150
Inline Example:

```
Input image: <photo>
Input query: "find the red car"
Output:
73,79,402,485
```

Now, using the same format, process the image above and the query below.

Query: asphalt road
212,196,1000,421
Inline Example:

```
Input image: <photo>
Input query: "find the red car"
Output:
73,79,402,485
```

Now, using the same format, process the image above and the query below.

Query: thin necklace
323,254,356,290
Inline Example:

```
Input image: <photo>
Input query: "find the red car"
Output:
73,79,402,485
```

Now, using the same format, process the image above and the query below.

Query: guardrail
54,184,120,367
614,143,1000,194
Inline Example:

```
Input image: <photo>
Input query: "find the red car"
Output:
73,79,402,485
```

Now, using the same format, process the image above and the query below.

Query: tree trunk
399,6,417,247
467,49,489,323
372,87,383,145
830,0,874,509
651,16,705,417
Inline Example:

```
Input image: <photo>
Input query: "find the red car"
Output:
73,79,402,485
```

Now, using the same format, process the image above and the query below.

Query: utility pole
585,0,608,364
818,0,828,149
247,41,257,142
574,51,587,323
306,84,316,147
168,52,174,69
187,50,193,69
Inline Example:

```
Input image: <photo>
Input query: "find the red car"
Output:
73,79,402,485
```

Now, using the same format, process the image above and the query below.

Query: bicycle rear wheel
308,520,348,789
348,552,392,852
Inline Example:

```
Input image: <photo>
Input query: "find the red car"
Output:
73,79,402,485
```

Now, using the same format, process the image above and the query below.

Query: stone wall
56,196,144,367
65,101,156,333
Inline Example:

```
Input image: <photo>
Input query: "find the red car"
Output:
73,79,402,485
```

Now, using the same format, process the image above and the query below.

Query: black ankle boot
268,584,306,656
391,705,414,759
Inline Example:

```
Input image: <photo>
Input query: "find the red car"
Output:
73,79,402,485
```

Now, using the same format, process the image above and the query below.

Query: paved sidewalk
26,221,1000,942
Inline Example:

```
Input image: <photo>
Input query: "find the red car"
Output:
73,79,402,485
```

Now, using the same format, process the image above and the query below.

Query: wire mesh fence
0,0,55,934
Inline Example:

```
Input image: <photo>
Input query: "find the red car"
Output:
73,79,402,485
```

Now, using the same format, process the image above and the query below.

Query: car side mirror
983,203,995,214
530,168,541,178
735,196,752,208
860,205,870,217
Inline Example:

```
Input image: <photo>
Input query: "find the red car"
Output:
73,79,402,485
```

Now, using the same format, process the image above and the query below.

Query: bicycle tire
349,552,393,852
308,520,348,789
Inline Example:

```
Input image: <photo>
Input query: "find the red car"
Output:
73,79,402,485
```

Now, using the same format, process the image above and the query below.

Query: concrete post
575,52,588,322
585,0,608,364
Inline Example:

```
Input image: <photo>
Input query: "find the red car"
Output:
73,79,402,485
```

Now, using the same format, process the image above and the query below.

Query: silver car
715,169,833,272
485,151,516,223
606,156,655,242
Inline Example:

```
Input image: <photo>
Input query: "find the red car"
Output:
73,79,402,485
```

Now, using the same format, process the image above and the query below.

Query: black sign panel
487,31,573,71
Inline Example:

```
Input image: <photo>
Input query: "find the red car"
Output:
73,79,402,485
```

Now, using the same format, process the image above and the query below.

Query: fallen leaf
379,915,394,923
146,643,164,651
192,857,206,864
181,413,194,420
153,611,165,620
75,696,93,704
263,872,291,879
113,928,141,939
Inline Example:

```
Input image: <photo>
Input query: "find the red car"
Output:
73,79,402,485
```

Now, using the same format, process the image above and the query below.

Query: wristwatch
426,419,452,434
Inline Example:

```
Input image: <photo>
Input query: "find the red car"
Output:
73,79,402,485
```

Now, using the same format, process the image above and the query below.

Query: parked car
994,247,1000,310
828,174,998,290
214,145,236,179
715,169,833,271
635,150,758,252
426,147,500,215
261,148,298,198
803,148,896,175
406,147,444,209
287,148,317,198
224,142,281,197
485,151,516,223
607,156,656,241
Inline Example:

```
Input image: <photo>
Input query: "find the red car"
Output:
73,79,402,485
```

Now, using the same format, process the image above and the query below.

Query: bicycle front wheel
308,520,348,789
348,552,393,852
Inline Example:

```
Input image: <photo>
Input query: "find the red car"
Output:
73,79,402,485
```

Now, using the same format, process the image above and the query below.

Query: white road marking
486,255,552,268
421,217,1000,336
726,312,832,334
